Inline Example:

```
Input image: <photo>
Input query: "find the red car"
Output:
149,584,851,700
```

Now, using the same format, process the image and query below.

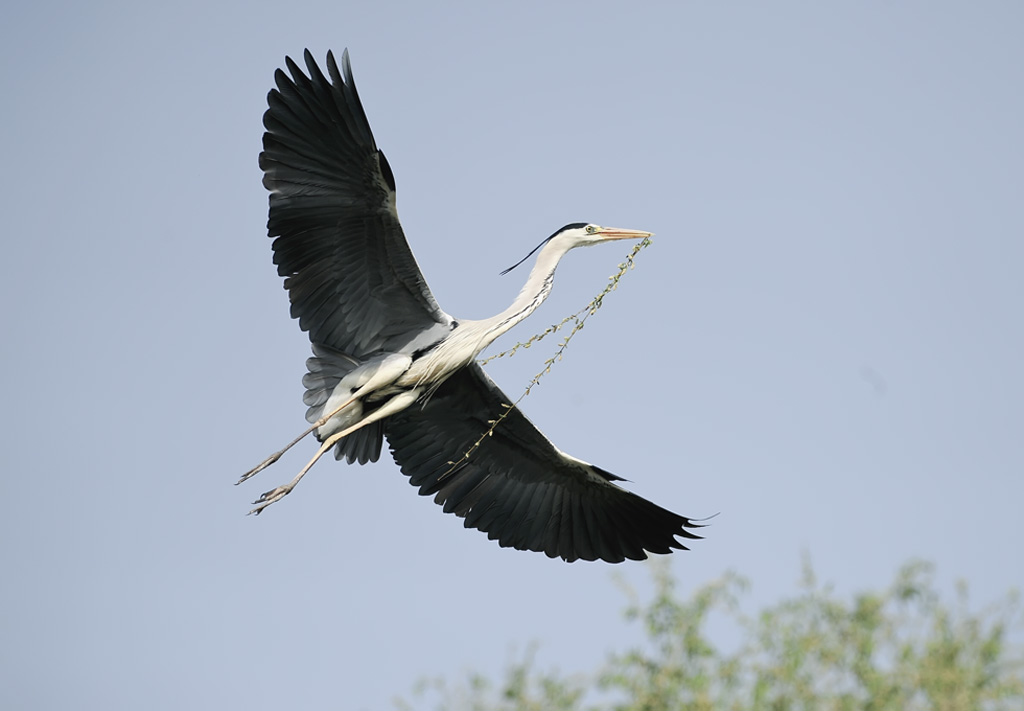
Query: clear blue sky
2,2,1022,709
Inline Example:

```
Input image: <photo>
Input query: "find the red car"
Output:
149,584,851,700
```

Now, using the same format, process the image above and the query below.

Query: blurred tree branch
397,559,1023,711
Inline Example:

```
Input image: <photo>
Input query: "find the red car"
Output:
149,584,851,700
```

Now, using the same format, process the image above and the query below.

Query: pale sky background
2,2,1022,709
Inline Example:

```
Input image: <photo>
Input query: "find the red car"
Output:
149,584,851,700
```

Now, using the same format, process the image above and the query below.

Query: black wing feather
260,50,450,358
384,364,703,563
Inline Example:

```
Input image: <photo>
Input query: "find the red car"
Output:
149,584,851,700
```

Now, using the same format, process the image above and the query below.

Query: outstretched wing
384,364,703,563
260,50,452,357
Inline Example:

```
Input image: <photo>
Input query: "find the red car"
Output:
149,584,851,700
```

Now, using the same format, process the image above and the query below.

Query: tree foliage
398,560,1023,711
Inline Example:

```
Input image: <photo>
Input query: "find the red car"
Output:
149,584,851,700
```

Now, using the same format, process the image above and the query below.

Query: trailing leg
247,388,422,515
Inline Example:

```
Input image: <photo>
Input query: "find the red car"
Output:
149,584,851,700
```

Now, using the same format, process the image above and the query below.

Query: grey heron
241,49,704,563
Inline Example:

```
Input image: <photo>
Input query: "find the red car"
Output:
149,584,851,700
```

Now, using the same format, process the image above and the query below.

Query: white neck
410,237,575,385
474,238,573,351
413,237,577,385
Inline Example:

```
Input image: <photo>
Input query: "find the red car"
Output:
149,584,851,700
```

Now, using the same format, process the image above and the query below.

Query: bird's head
501,223,652,275
559,223,653,247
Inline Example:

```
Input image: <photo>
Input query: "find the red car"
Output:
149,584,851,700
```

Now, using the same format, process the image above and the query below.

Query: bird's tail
302,344,384,465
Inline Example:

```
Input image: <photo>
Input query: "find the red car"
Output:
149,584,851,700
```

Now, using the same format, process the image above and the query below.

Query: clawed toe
247,485,292,515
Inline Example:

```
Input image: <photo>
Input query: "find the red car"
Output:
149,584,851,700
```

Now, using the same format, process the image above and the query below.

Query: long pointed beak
596,227,653,241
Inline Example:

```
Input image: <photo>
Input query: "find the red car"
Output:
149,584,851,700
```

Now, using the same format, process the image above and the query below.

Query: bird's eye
585,225,598,234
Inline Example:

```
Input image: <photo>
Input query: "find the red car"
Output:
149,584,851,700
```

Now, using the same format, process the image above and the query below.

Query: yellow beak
596,227,653,241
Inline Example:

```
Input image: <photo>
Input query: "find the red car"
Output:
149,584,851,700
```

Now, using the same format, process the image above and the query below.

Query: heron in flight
241,49,703,562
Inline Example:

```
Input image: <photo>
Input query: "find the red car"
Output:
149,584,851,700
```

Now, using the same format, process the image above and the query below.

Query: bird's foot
247,484,293,515
237,451,283,485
